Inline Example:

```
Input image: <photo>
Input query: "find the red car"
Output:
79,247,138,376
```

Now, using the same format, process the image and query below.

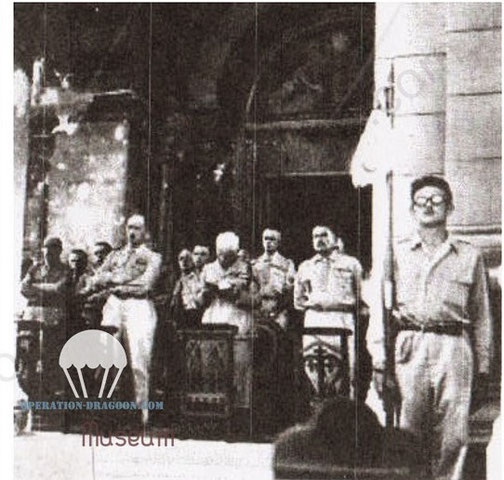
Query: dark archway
212,4,375,269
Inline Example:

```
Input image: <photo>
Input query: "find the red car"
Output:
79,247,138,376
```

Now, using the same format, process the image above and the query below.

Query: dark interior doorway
262,175,372,271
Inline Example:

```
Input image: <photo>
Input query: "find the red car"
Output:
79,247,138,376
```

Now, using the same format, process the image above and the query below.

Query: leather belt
397,321,466,336
113,292,150,300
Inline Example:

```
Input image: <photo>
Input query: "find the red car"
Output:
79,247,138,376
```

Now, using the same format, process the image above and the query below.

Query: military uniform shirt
93,244,162,295
393,235,492,374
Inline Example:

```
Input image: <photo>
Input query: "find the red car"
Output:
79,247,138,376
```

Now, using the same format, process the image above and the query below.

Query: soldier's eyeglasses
413,195,446,207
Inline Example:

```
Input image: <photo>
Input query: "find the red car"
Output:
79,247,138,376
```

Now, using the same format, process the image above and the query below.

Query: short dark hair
94,241,112,254
70,249,88,260
410,175,453,206
43,237,63,251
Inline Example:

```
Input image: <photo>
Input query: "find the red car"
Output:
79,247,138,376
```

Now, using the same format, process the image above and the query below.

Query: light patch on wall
14,69,30,118
114,122,129,144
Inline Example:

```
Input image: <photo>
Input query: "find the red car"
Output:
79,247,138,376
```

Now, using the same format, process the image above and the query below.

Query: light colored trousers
395,330,473,480
102,295,157,424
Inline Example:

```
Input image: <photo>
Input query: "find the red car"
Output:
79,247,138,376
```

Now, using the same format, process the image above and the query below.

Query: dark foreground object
274,397,424,479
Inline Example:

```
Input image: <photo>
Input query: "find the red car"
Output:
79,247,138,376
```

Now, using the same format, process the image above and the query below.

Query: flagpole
383,61,397,431
383,170,396,431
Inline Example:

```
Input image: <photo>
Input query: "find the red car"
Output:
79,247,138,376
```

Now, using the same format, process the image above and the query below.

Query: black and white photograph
10,2,502,480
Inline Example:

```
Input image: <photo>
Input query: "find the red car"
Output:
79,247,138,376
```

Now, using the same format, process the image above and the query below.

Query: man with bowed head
199,231,254,334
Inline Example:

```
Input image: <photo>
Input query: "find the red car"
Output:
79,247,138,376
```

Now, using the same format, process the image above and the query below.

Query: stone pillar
14,68,30,313
445,3,501,262
374,2,447,240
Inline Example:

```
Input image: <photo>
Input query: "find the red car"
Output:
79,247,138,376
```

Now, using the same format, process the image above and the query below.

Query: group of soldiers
18,175,493,480
172,226,371,400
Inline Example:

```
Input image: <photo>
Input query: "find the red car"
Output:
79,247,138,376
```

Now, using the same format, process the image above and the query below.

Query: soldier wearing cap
369,175,493,480
21,237,69,324
20,236,70,396
90,214,162,425
252,228,296,329
295,226,364,401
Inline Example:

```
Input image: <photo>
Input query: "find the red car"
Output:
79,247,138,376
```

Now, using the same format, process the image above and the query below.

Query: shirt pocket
439,278,471,317
330,268,354,299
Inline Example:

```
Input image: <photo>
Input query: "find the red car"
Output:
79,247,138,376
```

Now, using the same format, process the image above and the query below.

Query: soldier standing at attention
370,176,492,480
20,237,70,397
295,226,364,401
77,242,113,329
170,249,204,329
252,228,296,329
192,245,210,274
67,248,92,335
91,214,162,425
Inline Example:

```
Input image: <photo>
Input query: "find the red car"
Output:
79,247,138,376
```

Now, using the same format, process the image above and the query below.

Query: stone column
374,2,447,240
14,68,30,313
444,3,501,263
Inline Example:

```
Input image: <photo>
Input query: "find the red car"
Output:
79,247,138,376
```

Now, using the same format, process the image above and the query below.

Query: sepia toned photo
12,3,501,480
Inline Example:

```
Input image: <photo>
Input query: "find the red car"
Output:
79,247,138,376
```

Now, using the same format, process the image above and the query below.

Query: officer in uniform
295,226,363,401
192,245,210,274
90,214,162,425
67,248,92,335
77,241,114,329
252,229,297,430
252,228,296,329
20,237,70,397
370,176,492,480
170,249,204,329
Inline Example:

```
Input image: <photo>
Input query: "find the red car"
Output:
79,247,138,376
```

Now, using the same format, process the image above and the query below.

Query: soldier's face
313,228,331,253
192,247,209,268
68,253,79,270
127,222,145,246
178,251,193,272
69,253,86,272
412,186,451,227
43,246,60,266
263,234,279,254
93,247,108,266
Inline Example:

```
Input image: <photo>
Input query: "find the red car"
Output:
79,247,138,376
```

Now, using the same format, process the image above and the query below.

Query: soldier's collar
409,233,458,253
126,243,145,252
260,251,280,262
313,252,332,262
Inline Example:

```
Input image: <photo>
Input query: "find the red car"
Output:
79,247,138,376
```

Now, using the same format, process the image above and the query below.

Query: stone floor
14,432,274,480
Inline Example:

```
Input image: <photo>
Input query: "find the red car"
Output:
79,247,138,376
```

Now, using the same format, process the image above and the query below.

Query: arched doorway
222,4,375,270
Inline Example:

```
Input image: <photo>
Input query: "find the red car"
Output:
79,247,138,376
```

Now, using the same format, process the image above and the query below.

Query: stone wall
374,3,501,263
445,3,501,262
